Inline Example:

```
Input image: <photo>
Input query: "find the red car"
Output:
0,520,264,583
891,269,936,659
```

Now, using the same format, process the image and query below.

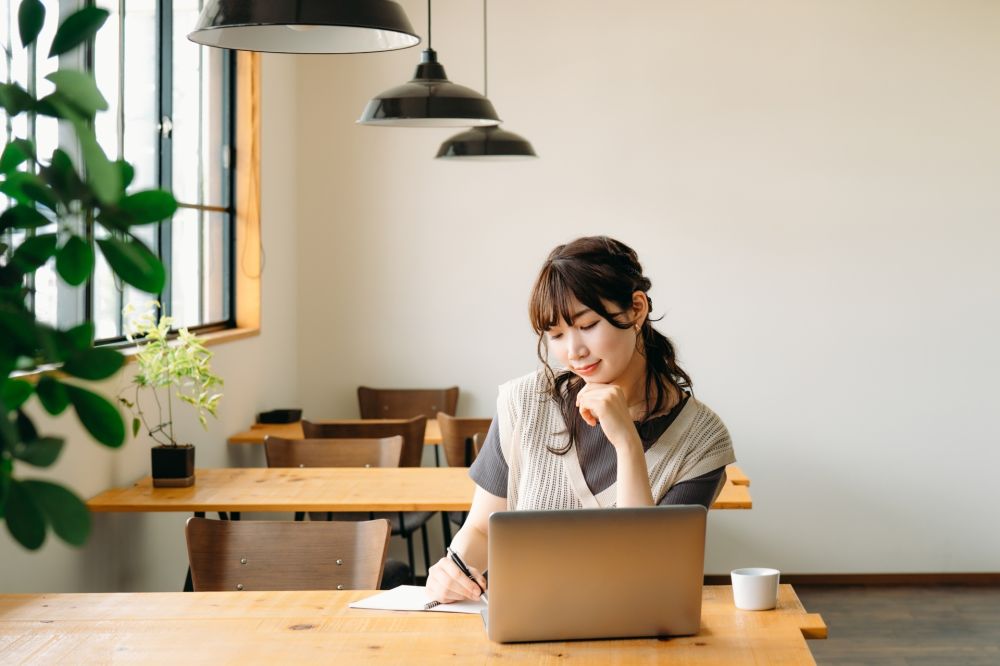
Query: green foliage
55,235,94,285
48,6,108,57
0,138,35,173
1,1,178,551
17,0,45,48
120,304,223,447
96,237,165,292
35,376,68,415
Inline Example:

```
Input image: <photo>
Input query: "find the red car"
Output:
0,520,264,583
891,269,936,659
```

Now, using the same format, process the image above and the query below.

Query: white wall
0,53,300,592
295,0,1000,574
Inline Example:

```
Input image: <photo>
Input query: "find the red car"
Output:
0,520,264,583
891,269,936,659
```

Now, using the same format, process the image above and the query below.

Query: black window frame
88,0,237,347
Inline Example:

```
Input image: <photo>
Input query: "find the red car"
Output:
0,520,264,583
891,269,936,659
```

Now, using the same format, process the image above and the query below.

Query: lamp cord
427,0,432,48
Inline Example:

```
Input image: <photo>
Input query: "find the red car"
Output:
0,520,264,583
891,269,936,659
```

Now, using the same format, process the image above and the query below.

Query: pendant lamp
357,0,500,127
436,0,536,160
436,125,536,160
188,0,420,54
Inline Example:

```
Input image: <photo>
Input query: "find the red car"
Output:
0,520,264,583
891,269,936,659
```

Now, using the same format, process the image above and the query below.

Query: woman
426,236,736,603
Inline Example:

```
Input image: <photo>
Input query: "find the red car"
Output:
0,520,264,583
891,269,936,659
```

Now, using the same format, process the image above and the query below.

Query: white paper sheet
348,585,487,615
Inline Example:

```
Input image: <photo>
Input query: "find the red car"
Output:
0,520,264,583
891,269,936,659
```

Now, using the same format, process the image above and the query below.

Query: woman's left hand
576,383,641,452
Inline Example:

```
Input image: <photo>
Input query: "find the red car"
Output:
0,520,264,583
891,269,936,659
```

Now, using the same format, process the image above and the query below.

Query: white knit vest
496,370,736,510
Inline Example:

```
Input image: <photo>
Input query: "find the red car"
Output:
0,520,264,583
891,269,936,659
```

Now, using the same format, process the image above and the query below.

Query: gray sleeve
468,415,508,497
658,466,726,509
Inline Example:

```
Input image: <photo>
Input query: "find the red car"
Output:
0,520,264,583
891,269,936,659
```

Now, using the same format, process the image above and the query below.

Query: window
2,0,236,342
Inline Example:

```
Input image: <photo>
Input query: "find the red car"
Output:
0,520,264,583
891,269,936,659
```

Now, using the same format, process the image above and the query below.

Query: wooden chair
436,413,492,468
302,416,426,468
357,386,459,420
299,417,432,579
264,436,402,469
184,517,390,591
357,386,458,468
436,413,492,544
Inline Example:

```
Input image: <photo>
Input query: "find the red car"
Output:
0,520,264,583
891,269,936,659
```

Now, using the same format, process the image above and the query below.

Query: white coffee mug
731,567,780,611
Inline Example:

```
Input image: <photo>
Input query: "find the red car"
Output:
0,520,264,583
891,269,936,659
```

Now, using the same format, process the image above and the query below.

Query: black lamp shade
436,126,537,160
188,0,420,54
358,49,501,127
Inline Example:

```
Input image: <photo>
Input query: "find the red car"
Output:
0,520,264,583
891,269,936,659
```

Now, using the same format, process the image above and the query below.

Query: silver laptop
485,505,706,643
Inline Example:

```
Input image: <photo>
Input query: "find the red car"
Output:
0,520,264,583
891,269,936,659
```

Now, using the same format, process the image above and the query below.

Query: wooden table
727,465,750,486
228,419,443,446
228,423,754,492
87,467,752,513
0,586,825,663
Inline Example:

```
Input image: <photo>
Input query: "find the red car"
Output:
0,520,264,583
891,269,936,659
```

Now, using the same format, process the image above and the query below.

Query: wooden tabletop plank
0,586,822,664
727,465,749,486
87,468,475,513
228,419,443,445
86,468,752,513
711,482,753,510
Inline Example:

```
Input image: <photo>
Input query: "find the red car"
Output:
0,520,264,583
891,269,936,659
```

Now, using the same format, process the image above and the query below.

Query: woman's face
545,293,647,386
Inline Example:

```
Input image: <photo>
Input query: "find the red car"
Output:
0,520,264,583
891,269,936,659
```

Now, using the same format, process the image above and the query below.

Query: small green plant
119,304,222,447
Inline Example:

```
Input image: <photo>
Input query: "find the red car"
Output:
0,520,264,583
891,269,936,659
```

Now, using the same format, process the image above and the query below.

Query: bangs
528,261,620,334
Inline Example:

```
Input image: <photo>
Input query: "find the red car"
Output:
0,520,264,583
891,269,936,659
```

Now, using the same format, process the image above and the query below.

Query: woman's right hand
425,556,487,603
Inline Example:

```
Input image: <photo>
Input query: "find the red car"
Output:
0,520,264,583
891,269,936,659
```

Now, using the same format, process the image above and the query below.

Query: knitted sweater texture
496,370,736,510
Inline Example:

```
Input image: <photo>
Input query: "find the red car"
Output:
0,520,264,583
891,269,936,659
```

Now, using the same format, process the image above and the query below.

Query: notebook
348,585,486,614
485,505,707,643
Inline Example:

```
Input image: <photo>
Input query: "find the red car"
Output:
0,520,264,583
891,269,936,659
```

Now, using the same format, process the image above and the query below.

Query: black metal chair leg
231,512,241,521
405,532,416,584
434,446,440,466
294,511,305,522
420,523,431,579
441,512,453,549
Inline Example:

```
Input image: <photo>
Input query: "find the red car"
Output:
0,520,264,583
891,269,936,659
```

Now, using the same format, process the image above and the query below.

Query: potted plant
118,304,222,487
1,2,176,549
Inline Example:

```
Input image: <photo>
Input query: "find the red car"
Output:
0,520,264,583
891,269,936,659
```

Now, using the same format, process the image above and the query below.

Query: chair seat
379,511,435,535
307,511,435,536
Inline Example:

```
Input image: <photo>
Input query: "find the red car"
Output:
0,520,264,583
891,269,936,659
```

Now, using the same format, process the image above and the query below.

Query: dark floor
795,585,1000,665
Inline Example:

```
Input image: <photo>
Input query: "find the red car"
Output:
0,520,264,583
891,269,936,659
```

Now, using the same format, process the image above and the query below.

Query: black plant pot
152,445,195,487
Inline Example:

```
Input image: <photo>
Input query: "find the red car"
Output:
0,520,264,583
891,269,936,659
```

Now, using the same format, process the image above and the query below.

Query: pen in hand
422,548,486,610
448,547,486,598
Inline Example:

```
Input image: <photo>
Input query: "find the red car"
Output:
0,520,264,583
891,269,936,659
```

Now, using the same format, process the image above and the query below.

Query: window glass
94,0,121,159
169,208,228,328
92,225,119,339
172,0,227,207
19,0,65,328
122,0,158,191
4,0,233,342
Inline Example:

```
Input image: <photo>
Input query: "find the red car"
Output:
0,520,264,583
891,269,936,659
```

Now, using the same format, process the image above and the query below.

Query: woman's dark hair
528,236,692,455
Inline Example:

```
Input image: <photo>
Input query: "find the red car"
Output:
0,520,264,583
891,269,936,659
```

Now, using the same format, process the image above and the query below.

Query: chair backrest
472,432,485,456
436,413,492,467
185,517,391,591
357,386,459,419
264,436,403,468
301,416,427,468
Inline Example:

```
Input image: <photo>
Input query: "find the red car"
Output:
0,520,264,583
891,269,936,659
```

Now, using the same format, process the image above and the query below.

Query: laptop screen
486,505,707,643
